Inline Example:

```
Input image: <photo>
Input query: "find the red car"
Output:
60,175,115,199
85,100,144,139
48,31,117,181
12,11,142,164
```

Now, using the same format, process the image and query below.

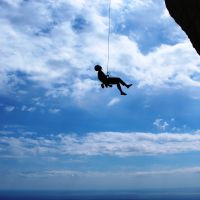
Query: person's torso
98,71,107,82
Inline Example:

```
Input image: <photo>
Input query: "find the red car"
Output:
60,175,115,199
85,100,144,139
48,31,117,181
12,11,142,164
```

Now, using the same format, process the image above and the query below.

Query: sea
1,189,200,200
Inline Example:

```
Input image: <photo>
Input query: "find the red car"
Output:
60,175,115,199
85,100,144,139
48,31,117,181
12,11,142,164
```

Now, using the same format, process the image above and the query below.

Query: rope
106,0,111,76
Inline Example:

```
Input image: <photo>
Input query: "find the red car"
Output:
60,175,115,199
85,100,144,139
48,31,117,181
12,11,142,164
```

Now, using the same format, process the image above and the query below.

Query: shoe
121,92,127,95
101,84,104,88
126,84,132,88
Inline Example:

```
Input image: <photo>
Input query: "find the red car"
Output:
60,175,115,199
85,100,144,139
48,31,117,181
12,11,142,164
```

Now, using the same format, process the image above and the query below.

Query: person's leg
107,77,128,95
108,77,132,88
117,83,127,95
118,78,132,88
107,77,120,84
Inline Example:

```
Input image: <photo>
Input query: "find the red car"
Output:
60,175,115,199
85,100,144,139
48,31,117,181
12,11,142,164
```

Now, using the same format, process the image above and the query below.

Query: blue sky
1,0,200,190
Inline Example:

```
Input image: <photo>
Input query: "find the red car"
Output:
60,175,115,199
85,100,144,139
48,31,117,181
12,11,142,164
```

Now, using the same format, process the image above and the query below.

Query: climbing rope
106,0,111,76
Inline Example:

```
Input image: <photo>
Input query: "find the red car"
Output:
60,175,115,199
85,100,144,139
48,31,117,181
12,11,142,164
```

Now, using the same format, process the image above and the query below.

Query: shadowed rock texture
165,0,200,55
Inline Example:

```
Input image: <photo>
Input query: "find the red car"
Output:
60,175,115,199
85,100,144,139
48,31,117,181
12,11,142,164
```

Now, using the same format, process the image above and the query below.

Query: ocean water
1,190,200,200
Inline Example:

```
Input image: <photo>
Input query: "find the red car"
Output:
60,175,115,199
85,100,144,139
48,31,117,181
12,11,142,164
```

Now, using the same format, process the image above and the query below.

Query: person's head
94,65,102,71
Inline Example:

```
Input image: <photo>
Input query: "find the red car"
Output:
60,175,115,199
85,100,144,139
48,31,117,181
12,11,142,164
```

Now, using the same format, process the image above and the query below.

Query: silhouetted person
94,65,132,95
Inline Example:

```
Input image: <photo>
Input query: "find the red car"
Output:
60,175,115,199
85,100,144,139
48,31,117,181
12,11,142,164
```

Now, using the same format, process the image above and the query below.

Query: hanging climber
94,65,132,95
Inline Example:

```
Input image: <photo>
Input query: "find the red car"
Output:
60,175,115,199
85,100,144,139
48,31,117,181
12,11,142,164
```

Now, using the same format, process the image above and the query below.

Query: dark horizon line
0,187,200,192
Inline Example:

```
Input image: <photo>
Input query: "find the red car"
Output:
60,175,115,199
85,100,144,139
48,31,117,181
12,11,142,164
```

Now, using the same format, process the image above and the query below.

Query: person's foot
126,84,132,88
101,84,104,88
121,91,127,95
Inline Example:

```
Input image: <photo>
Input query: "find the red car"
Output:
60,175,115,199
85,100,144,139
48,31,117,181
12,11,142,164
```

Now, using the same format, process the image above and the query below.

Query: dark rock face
165,0,200,55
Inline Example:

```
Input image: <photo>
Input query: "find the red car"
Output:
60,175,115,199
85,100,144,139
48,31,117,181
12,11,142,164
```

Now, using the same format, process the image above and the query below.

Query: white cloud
160,8,170,20
153,118,169,131
17,166,200,179
4,106,15,112
71,78,98,103
107,97,120,107
27,107,36,112
21,105,27,111
2,131,200,157
60,166,200,176
21,105,36,112
32,97,45,107
49,108,60,114
45,85,70,99
1,0,23,8
0,130,13,135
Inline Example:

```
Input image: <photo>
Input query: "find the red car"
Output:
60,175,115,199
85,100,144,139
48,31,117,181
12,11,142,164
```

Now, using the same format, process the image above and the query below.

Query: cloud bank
18,166,200,179
1,131,200,157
